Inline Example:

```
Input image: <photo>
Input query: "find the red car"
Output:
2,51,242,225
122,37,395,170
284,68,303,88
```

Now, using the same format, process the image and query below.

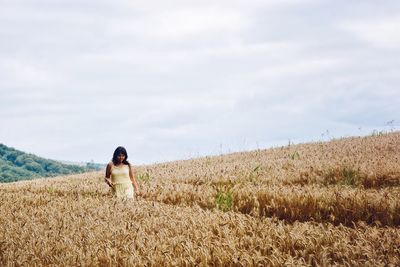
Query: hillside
0,144,100,183
0,132,399,266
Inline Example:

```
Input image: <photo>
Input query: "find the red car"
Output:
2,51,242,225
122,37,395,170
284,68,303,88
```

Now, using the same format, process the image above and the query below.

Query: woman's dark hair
112,146,130,166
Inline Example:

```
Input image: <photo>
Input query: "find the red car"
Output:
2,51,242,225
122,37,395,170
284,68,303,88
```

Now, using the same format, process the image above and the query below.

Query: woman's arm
129,165,139,194
104,163,113,188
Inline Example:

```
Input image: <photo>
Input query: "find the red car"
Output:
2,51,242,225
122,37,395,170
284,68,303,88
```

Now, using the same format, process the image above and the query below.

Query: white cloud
340,16,400,49
0,58,59,88
249,57,344,81
107,7,246,40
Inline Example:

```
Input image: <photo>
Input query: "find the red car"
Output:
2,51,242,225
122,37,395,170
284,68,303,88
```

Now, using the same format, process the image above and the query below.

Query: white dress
110,164,134,199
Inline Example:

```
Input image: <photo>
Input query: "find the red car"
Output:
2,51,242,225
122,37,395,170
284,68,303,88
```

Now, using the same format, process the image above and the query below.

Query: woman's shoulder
107,162,113,168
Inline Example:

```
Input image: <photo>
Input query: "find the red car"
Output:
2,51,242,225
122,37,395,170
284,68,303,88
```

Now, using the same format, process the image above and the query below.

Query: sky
1,0,399,165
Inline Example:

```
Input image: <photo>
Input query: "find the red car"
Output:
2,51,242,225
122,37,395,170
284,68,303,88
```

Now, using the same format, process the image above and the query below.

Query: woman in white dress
104,146,139,199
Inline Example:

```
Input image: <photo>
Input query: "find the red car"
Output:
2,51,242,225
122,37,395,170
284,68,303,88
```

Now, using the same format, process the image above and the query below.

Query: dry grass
1,132,399,266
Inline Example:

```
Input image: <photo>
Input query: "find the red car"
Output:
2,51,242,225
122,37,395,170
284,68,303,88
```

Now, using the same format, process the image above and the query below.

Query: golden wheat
1,132,399,266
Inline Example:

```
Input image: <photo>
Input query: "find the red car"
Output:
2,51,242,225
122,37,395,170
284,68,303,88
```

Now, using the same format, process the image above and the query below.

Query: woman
105,146,139,199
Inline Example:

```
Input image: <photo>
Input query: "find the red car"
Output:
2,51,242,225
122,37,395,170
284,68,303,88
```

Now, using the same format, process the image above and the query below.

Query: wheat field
1,132,399,266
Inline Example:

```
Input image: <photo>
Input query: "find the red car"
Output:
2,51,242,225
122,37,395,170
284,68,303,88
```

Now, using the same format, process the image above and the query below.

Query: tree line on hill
0,144,101,183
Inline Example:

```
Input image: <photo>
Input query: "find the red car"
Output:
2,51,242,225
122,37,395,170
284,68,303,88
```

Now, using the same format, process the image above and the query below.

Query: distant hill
0,144,101,183
59,159,106,170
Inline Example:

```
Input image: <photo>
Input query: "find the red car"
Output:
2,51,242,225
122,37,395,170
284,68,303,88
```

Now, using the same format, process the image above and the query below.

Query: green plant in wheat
340,166,359,186
291,151,300,160
136,172,151,183
47,186,55,194
215,188,233,212
323,166,360,187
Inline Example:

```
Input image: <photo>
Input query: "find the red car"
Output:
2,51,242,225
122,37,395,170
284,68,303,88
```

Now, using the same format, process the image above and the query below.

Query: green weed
136,172,151,183
215,189,233,212
290,151,300,160
341,166,358,186
47,186,55,194
323,166,360,187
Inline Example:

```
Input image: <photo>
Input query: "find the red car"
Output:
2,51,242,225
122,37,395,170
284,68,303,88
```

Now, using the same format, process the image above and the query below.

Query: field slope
1,133,399,266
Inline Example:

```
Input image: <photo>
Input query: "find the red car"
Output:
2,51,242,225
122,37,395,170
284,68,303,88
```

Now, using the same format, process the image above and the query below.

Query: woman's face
116,153,125,163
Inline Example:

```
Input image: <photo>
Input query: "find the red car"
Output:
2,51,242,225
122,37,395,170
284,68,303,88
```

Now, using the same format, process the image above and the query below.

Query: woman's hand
104,178,113,188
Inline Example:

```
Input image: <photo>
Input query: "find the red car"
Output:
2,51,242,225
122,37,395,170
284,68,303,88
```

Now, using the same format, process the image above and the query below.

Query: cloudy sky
1,0,399,164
